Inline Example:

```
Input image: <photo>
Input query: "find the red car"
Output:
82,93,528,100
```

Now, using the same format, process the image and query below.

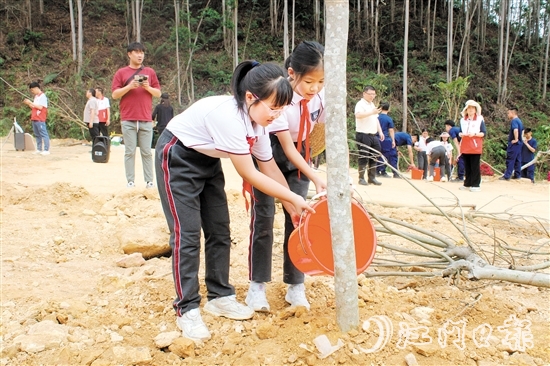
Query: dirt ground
1,138,549,366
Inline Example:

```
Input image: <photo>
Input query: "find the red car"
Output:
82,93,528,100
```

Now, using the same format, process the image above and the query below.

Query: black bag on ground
92,136,110,163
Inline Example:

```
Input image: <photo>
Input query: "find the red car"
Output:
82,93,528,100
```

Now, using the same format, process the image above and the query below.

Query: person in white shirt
440,132,454,181
355,85,384,186
413,128,429,179
83,89,99,143
95,87,110,137
155,60,314,343
247,41,327,314
425,137,448,182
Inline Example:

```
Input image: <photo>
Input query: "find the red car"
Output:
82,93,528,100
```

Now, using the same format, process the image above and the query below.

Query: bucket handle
297,190,368,256
297,191,328,255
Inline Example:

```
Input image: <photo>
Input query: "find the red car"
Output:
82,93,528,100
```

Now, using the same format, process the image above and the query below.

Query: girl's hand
283,194,315,228
312,177,327,194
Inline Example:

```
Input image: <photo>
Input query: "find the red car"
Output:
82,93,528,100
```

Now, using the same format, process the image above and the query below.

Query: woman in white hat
458,100,487,192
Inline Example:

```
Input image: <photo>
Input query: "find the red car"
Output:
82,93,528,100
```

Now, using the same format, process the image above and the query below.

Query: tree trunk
69,0,76,62
291,0,295,51
174,0,181,105
497,0,505,104
39,0,44,15
324,0,358,333
375,0,380,73
76,0,83,75
315,0,321,41
543,19,550,100
283,0,289,60
446,0,453,83
26,0,31,30
233,0,238,69
402,0,409,132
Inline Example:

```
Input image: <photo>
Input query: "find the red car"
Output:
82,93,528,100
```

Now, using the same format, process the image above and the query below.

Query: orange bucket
411,168,424,180
288,196,377,276
434,167,441,181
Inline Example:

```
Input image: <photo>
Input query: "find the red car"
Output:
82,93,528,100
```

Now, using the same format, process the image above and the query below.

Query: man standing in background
24,81,51,155
84,88,99,143
355,85,384,186
112,42,161,189
500,107,524,181
96,87,110,137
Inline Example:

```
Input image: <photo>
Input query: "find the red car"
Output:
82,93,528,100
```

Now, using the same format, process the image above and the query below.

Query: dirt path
1,139,549,366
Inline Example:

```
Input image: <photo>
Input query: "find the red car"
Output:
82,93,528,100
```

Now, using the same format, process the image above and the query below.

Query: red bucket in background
411,168,424,180
434,167,441,181
288,196,377,276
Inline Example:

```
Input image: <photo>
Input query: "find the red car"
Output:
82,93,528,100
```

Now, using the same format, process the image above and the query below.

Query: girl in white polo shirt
155,61,314,342
246,41,327,313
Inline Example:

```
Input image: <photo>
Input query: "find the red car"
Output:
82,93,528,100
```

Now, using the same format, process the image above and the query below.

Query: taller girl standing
156,61,314,342
246,41,327,313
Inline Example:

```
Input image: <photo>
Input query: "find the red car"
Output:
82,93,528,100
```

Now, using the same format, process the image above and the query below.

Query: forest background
0,0,549,177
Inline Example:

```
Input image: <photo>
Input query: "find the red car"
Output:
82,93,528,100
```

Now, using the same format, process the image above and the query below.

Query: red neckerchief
242,135,258,212
296,98,311,178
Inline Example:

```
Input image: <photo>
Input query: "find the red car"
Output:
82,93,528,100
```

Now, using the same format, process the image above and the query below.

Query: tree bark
69,0,76,62
402,0,409,132
543,19,550,100
233,0,238,69
174,0,181,105
446,0,453,83
283,0,289,60
76,0,83,75
325,0,359,332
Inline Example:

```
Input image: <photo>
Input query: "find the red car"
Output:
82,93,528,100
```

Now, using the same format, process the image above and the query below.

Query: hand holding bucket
288,193,377,276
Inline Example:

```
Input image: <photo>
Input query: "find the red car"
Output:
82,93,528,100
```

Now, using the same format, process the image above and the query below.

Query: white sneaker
285,283,310,310
146,181,154,189
427,175,434,182
127,181,135,188
204,295,254,320
41,151,50,155
440,176,447,182
470,187,481,192
176,308,211,342
33,150,42,154
245,282,270,312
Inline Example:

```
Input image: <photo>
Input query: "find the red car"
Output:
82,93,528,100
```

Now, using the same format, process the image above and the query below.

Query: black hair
96,87,104,95
363,85,376,93
524,128,532,134
426,137,434,143
380,101,390,111
421,128,428,133
508,106,519,113
88,88,96,97
284,41,324,80
444,120,455,127
231,60,293,112
127,42,145,53
29,81,40,89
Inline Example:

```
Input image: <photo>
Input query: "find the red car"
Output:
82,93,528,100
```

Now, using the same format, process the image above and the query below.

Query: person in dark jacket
152,93,174,138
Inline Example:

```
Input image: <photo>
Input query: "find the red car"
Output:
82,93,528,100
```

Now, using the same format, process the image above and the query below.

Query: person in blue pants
390,132,415,178
520,128,537,183
500,107,524,181
445,120,465,181
376,102,395,177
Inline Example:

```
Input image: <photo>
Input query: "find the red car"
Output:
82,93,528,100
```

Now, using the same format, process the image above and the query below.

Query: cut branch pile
349,141,550,288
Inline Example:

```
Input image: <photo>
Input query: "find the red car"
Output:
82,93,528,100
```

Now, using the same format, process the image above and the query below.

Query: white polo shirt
167,95,272,161
355,98,379,134
268,89,325,142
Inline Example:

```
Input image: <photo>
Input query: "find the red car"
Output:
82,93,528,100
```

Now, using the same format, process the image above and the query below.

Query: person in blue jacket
390,132,416,178
376,102,395,177
521,128,537,183
500,107,524,181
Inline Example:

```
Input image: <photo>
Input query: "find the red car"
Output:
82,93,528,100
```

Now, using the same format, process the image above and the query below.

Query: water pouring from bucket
288,192,377,276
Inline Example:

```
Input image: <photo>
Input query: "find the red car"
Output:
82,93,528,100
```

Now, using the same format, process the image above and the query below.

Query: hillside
1,0,548,171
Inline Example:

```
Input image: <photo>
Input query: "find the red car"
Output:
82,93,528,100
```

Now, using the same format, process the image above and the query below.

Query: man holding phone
112,42,161,188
